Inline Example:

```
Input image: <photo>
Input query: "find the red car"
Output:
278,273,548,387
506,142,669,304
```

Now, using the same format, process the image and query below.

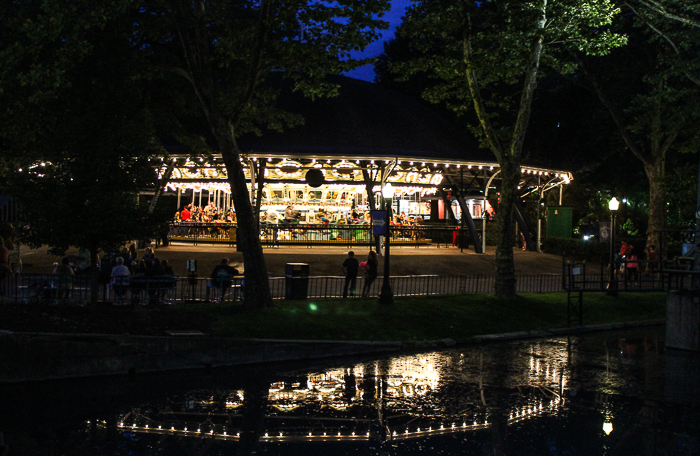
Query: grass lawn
187,292,666,343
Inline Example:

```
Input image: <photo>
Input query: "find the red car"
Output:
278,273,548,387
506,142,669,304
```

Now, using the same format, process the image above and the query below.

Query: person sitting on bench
205,258,239,302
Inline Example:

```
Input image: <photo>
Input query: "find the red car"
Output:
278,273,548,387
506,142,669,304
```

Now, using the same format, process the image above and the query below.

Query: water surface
2,327,698,455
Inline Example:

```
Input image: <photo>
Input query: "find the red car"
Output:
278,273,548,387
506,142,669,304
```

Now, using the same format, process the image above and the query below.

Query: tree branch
572,51,652,165
509,0,547,165
462,20,505,162
234,0,271,124
626,2,700,87
632,0,700,28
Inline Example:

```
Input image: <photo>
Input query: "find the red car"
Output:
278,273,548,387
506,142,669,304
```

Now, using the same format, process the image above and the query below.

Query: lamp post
378,183,394,304
607,197,619,296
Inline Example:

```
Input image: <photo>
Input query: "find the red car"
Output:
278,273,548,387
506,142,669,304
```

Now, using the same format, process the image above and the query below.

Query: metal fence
0,272,568,305
563,260,667,292
168,222,473,249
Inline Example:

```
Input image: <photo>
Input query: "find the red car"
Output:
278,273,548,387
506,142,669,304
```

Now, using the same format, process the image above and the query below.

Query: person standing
181,205,191,222
361,250,379,298
620,240,631,258
341,251,359,298
54,257,75,301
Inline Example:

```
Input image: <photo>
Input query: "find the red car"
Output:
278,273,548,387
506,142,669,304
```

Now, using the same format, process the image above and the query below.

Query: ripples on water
2,327,699,455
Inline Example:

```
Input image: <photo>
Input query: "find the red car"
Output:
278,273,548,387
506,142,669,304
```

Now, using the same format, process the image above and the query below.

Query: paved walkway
19,243,564,278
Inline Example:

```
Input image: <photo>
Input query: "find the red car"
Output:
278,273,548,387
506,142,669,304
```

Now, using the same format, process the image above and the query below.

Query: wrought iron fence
563,260,666,292
167,222,473,249
1,272,567,305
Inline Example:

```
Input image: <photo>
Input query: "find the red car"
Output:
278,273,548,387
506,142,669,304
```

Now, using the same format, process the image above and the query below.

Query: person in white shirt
111,257,131,304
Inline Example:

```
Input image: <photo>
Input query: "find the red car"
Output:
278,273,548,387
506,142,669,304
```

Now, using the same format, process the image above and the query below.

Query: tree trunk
212,120,272,308
644,158,666,256
494,163,519,298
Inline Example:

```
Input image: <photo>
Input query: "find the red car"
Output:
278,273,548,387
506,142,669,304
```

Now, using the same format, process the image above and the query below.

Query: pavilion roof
237,75,494,163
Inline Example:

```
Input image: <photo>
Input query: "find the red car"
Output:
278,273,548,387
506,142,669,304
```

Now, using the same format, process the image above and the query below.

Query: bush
542,237,609,262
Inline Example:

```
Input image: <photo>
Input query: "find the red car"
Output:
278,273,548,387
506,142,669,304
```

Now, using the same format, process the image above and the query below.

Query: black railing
563,260,666,292
167,222,474,249
1,272,565,305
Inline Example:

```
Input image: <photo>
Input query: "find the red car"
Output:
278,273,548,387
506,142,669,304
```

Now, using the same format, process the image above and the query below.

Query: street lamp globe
609,197,619,212
603,421,613,435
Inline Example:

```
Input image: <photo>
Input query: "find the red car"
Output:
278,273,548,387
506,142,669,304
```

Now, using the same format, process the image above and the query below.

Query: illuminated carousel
157,75,572,252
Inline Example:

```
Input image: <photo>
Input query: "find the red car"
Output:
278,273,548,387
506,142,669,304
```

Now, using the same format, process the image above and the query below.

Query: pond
1,327,699,455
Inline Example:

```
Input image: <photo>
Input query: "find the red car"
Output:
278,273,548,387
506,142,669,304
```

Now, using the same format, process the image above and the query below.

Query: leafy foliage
1,9,167,255
126,0,391,307
379,0,626,297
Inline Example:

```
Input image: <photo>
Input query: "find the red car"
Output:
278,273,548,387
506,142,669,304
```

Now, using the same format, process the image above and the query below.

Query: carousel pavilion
157,75,572,253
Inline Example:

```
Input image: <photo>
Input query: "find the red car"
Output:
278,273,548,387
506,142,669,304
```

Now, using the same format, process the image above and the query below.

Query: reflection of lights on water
119,341,575,443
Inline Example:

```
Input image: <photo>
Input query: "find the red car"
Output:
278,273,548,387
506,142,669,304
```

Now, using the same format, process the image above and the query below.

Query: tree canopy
128,0,390,307
381,0,626,297
1,0,391,307
1,5,166,254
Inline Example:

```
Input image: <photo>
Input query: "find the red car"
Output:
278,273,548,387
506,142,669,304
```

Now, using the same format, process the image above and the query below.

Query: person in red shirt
620,241,631,258
181,205,191,221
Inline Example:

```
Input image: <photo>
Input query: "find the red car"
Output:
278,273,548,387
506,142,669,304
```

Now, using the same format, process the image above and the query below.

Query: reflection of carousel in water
116,341,572,444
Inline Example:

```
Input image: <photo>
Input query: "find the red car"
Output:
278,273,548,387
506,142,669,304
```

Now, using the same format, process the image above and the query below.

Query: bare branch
626,2,700,87
234,0,272,124
462,19,505,162
509,1,547,164
632,0,700,28
572,50,652,165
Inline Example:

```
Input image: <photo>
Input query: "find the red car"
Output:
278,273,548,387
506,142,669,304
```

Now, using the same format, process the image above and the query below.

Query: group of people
616,241,639,280
105,246,174,279
341,250,379,298
106,246,176,305
177,202,236,224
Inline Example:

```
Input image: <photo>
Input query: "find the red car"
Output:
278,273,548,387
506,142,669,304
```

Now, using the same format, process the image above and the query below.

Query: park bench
129,275,179,305
209,273,242,302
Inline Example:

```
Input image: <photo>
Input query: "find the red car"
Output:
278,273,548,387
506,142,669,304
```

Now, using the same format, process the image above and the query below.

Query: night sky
343,0,412,82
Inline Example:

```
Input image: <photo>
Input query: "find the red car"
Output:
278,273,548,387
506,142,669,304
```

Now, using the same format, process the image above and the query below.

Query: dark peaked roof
239,75,494,162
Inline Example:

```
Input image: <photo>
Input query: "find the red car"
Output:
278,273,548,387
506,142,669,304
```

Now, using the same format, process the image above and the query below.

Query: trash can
285,263,309,300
